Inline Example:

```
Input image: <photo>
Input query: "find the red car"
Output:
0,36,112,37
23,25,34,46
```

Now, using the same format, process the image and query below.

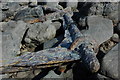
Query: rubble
0,1,119,80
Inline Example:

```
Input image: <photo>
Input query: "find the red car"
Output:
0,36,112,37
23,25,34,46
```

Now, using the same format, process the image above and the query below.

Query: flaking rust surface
0,48,80,74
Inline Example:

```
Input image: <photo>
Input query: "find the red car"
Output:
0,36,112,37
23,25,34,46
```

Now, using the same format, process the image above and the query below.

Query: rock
2,69,41,79
43,69,73,79
89,2,118,24
111,34,120,42
99,39,115,53
66,0,78,8
1,2,28,21
14,5,44,21
1,3,9,11
81,15,113,45
0,10,3,21
103,3,118,16
97,73,114,80
52,21,61,30
1,21,27,65
114,23,120,35
29,0,38,7
78,16,87,29
6,2,21,12
1,2,22,12
89,2,104,15
107,11,118,25
43,34,64,49
46,2,59,7
100,43,119,79
24,20,56,45
77,2,118,24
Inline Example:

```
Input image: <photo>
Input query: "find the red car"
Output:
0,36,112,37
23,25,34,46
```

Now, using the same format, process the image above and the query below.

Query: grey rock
1,3,9,10
51,21,61,30
97,73,113,80
100,43,119,79
2,69,41,79
29,1,38,7
7,2,21,12
43,69,73,79
89,2,104,15
14,5,44,21
46,1,59,7
0,10,3,21
111,34,119,42
79,2,118,24
78,17,86,27
81,15,113,45
24,20,56,45
66,0,78,8
103,3,118,16
43,34,64,49
107,11,118,24
1,2,27,21
1,21,27,65
2,2,21,12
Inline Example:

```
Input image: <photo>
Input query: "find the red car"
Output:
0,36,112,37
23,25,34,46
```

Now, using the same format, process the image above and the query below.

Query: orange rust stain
69,38,85,50
26,19,42,24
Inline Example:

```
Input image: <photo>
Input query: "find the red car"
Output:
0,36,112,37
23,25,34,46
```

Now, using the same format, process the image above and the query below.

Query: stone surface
1,21,27,65
103,3,118,16
100,43,119,79
97,73,114,80
89,2,104,15
81,15,113,45
43,34,64,49
111,34,119,42
66,0,78,8
43,69,73,79
24,20,56,45
51,21,61,30
14,5,44,21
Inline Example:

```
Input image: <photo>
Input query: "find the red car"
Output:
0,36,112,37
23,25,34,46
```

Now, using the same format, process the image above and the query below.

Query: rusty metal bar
63,14,100,73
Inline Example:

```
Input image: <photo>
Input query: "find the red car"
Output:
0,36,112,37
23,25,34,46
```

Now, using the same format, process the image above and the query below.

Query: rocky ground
0,1,120,80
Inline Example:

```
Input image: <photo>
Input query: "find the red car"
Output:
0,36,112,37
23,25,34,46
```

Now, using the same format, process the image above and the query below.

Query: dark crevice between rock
114,23,120,37
32,68,53,80
77,2,94,16
58,2,67,8
34,43,44,52
21,28,29,45
72,12,88,31
20,28,44,53
52,19,65,38
38,2,47,5
73,62,99,80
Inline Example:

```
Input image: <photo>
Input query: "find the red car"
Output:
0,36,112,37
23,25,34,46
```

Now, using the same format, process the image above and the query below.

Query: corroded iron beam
63,14,100,73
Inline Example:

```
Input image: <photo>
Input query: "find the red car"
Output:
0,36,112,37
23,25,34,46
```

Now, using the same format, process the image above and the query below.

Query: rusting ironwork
0,48,80,74
63,14,100,73
0,13,100,76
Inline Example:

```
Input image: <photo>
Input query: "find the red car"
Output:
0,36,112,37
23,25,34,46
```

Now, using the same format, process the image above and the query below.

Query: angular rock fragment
1,21,27,65
24,20,56,45
0,48,80,74
81,15,113,45
100,43,119,79
14,5,44,21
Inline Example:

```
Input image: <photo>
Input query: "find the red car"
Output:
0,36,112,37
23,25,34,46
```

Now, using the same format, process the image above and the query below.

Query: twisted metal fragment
63,14,100,73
